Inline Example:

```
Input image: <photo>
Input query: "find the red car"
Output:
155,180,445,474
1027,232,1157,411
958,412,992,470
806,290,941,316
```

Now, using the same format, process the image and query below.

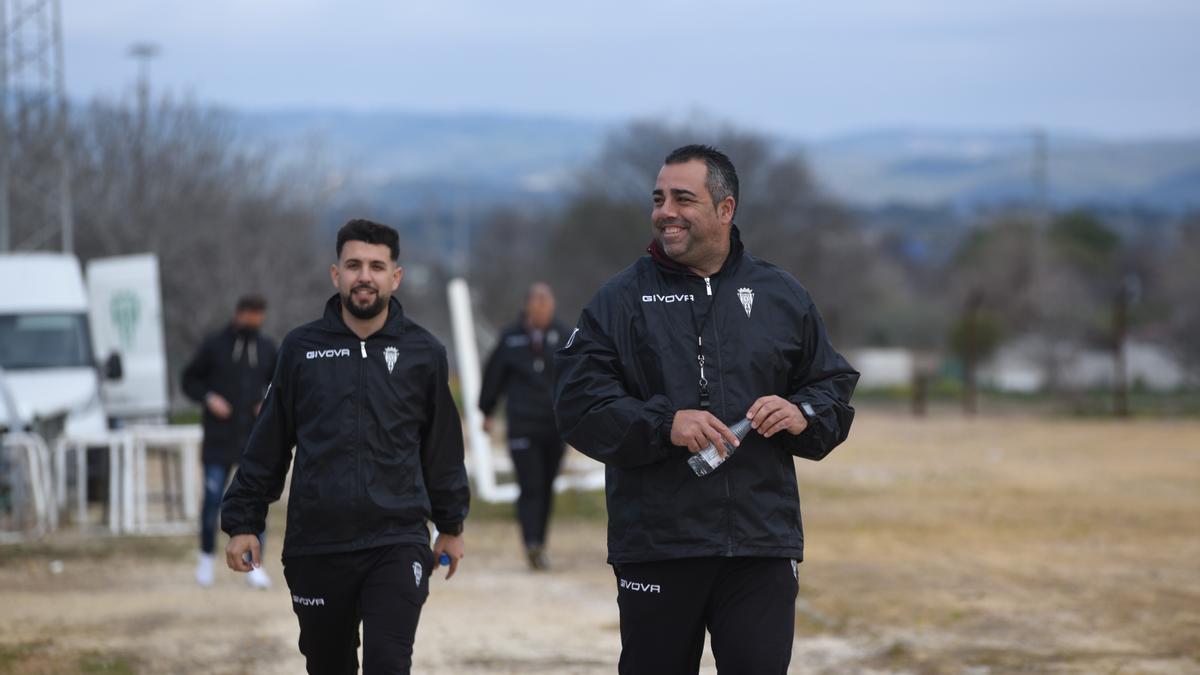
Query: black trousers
508,430,566,547
613,556,799,675
283,543,433,674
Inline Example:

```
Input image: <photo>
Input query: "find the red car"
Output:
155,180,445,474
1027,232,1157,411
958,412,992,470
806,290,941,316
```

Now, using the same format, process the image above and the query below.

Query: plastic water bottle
688,418,754,476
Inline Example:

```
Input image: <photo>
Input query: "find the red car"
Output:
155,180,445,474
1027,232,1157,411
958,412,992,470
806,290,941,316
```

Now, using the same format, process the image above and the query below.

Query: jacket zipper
704,277,712,296
356,340,367,510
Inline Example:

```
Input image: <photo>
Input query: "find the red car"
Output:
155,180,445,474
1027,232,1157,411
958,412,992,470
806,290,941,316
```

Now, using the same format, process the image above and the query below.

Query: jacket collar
224,321,262,340
646,224,745,278
320,293,406,338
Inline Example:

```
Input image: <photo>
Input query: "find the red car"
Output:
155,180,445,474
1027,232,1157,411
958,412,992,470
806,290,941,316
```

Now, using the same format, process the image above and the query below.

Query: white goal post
447,278,605,504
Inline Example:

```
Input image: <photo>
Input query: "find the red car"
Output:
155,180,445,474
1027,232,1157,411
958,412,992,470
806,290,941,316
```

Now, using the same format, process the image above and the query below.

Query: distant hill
805,129,1200,210
234,110,1200,212
236,109,606,206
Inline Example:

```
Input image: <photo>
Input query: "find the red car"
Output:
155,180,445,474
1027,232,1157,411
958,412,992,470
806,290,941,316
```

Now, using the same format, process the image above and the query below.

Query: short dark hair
336,219,400,261
235,294,267,312
664,144,739,216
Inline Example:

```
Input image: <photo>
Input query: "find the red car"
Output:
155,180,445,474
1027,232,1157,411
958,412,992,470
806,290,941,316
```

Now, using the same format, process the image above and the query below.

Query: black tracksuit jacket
478,317,568,438
181,324,277,465
221,295,470,558
553,226,858,564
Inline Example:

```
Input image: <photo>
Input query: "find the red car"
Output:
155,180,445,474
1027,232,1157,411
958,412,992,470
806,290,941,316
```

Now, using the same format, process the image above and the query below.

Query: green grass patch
78,652,137,675
0,640,50,671
167,408,201,425
468,489,607,523
855,379,1200,418
0,534,192,567
0,642,136,675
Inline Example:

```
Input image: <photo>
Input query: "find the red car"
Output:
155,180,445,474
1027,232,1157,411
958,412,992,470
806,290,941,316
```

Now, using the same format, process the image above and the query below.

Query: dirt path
0,522,873,674
2,411,1198,674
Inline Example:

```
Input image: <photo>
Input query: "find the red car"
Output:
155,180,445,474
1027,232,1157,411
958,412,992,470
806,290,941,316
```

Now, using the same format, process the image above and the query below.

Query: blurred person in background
554,144,858,674
479,282,568,570
222,219,469,674
182,294,276,589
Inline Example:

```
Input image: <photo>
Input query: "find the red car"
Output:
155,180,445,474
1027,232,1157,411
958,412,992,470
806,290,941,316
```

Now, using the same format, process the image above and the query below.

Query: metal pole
0,0,11,252
448,277,518,503
128,42,157,251
50,0,70,252
1028,128,1048,324
1112,282,1129,417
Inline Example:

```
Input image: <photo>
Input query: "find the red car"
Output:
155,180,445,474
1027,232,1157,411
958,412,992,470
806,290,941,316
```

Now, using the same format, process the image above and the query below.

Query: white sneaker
246,566,272,590
195,553,214,588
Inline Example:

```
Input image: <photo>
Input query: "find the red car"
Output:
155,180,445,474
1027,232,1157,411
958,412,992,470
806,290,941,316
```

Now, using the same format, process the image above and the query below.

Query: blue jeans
201,462,265,555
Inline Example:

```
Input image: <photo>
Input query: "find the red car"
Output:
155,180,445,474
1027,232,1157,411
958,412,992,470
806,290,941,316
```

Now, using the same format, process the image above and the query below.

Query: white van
0,253,167,436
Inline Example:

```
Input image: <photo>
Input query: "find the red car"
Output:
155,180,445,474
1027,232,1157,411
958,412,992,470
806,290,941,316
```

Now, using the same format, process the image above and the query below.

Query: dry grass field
1,410,1197,674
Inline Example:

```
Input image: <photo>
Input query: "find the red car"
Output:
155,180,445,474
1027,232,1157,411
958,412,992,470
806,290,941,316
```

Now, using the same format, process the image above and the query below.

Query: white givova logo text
619,578,661,593
306,348,351,359
385,346,399,374
292,594,325,606
737,287,754,318
641,293,695,303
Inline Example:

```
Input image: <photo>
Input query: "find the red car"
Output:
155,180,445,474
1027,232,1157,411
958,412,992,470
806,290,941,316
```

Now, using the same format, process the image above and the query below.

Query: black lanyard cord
686,276,721,410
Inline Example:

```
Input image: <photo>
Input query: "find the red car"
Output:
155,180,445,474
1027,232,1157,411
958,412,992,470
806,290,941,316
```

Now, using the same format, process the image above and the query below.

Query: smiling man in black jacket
554,145,858,674
222,219,469,674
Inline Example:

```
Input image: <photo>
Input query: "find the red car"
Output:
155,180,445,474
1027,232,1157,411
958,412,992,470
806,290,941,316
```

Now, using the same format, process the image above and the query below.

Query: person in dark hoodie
554,145,859,674
221,219,469,675
182,294,276,590
479,282,568,570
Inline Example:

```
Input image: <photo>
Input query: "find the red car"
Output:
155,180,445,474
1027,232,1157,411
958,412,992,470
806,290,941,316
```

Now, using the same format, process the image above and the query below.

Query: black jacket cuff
435,521,463,536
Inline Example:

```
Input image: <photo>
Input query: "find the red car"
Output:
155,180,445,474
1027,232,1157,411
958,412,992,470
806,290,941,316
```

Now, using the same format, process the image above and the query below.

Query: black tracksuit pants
508,428,565,548
283,543,433,674
613,556,799,675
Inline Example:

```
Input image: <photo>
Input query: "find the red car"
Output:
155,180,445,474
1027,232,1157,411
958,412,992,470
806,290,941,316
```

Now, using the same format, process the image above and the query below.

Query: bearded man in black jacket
222,219,469,675
554,145,859,675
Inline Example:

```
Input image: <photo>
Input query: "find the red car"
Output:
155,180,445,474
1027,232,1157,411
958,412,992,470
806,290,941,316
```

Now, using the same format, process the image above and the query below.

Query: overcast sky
61,0,1200,140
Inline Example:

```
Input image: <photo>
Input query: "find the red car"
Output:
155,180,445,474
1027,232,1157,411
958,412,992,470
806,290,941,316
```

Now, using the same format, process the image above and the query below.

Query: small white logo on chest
737,287,755,318
642,293,695,304
384,346,399,374
307,348,351,359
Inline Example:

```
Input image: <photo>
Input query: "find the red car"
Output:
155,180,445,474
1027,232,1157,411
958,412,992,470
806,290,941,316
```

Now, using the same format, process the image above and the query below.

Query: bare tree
54,95,332,406
471,118,899,347
1159,215,1200,385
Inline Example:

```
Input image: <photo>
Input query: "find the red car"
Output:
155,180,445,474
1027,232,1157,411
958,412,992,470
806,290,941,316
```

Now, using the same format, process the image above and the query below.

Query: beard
342,285,388,320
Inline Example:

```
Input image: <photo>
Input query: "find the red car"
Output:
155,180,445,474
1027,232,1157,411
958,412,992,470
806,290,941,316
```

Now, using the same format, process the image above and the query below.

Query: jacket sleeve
181,336,214,404
260,336,278,396
782,289,860,461
421,346,470,535
553,292,678,469
221,340,297,536
477,339,508,417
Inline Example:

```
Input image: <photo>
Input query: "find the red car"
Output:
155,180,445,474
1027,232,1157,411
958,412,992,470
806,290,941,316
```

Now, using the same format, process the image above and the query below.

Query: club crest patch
737,287,755,318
